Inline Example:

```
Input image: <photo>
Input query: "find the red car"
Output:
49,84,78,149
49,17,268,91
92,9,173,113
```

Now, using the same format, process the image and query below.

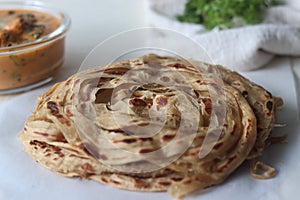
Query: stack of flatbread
19,54,282,199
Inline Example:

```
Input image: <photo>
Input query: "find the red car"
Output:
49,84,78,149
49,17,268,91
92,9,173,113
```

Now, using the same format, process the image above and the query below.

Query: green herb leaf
177,0,281,30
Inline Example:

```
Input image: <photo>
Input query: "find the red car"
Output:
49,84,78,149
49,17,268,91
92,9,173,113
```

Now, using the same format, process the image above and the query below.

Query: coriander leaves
177,0,280,30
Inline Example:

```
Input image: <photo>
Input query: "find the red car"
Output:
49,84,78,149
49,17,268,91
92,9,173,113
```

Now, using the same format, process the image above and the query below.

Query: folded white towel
145,0,300,71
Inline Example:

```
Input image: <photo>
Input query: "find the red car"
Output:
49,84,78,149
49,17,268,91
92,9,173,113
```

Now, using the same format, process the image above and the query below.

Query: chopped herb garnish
9,55,27,66
10,71,22,80
177,0,281,30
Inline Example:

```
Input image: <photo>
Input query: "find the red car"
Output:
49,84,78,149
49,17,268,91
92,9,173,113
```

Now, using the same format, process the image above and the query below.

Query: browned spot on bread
129,98,147,107
184,149,200,157
114,138,137,144
156,96,168,107
202,98,212,114
162,134,176,141
33,131,49,137
81,163,95,172
167,63,187,69
104,68,128,75
111,180,121,185
47,101,59,115
65,79,71,86
171,177,184,182
47,101,71,126
159,182,171,186
45,153,51,157
101,177,108,183
134,179,149,188
242,91,248,98
213,142,223,150
66,109,74,117
183,179,192,185
139,148,156,153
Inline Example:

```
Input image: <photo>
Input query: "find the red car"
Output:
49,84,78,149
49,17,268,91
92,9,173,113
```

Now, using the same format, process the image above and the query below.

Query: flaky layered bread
19,54,282,199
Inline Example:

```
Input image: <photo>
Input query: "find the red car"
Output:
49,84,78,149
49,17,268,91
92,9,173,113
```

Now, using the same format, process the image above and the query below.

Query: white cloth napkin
145,0,300,71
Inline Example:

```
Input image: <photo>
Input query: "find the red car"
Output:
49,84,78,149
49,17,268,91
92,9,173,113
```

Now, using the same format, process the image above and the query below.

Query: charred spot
101,178,108,183
171,177,183,182
139,138,153,142
134,179,148,188
122,138,137,144
104,68,128,75
111,180,121,185
129,98,147,107
29,140,47,148
156,96,168,107
202,98,212,114
33,131,49,137
167,63,187,69
65,79,71,86
81,163,95,172
213,142,223,150
266,101,273,111
66,109,74,117
47,101,59,115
139,149,156,154
162,134,176,141
242,91,248,98
183,179,192,185
58,116,71,126
184,149,200,157
47,101,71,126
44,149,51,153
159,182,171,186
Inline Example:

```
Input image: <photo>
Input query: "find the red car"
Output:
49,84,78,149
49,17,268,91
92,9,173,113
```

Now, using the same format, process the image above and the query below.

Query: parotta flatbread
19,54,282,199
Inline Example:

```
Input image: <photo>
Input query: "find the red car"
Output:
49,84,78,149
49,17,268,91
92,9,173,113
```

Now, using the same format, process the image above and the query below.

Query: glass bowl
0,1,71,94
